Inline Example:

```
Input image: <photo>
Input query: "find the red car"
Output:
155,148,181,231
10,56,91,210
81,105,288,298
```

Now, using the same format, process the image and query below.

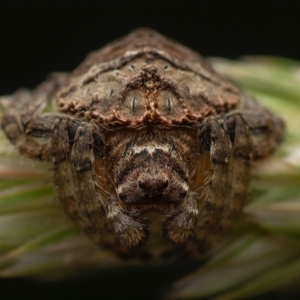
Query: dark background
1,0,300,95
1,0,300,299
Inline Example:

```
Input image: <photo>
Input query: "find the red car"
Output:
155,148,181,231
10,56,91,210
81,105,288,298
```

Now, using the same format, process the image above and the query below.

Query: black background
1,0,300,95
1,0,300,299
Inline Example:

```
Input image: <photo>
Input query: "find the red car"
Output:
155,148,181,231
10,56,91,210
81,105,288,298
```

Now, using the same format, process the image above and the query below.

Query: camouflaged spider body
1,29,285,257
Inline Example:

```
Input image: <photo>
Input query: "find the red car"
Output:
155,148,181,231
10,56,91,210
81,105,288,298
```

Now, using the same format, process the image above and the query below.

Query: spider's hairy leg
105,196,149,247
239,94,285,159
163,192,199,244
0,73,67,160
70,123,148,251
185,115,253,254
69,122,117,249
1,90,52,160
225,113,252,222
52,118,85,228
188,117,233,253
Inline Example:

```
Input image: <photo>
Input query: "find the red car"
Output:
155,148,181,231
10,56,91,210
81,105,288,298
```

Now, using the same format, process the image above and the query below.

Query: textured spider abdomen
55,30,240,129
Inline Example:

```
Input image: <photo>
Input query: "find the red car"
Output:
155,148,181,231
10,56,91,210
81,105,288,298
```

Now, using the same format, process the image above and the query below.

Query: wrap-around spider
1,29,285,257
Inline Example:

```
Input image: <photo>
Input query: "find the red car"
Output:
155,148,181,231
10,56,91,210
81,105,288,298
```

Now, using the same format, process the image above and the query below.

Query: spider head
113,142,189,208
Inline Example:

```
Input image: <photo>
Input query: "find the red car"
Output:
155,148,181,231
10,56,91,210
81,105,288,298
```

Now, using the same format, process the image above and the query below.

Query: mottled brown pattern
56,29,239,128
0,28,285,258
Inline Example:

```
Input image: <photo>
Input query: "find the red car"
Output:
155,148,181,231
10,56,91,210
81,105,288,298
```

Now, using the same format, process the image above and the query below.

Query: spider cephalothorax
101,127,200,246
0,28,285,257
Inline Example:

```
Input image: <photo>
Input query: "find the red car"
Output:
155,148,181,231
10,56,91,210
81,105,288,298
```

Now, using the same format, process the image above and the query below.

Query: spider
0,29,285,257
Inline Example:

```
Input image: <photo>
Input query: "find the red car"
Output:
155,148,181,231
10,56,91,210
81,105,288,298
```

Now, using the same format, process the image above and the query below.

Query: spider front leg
105,196,149,247
164,192,199,244
183,114,253,252
187,115,252,253
51,117,88,232
191,117,233,252
225,113,252,221
70,123,148,249
52,118,118,249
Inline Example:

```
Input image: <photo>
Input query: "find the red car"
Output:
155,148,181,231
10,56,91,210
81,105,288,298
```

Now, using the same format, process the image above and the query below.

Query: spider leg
190,117,232,252
52,118,84,229
238,94,285,159
1,90,52,160
186,115,252,254
0,73,67,161
105,196,149,247
163,192,199,244
70,123,148,250
67,122,116,249
225,113,252,221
